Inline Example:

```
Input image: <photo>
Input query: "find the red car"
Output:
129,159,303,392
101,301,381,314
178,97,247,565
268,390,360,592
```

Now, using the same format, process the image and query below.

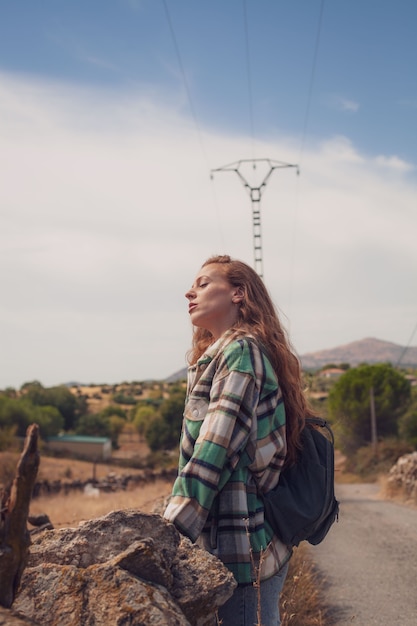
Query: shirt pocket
184,396,209,422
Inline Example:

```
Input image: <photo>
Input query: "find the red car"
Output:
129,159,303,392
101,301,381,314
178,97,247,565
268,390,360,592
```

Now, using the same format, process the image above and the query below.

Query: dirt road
312,483,417,625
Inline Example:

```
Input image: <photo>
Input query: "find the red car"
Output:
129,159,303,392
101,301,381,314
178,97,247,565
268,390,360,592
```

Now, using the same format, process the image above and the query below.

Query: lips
188,304,197,313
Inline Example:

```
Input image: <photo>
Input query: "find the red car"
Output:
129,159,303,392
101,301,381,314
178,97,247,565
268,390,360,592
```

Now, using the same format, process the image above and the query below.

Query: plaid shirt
164,330,292,584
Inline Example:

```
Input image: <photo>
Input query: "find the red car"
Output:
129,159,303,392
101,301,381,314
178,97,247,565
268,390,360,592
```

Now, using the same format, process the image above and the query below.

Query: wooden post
0,423,40,608
370,386,378,457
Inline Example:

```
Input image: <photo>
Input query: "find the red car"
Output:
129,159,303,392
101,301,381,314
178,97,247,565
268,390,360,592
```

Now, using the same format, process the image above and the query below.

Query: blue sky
0,0,416,388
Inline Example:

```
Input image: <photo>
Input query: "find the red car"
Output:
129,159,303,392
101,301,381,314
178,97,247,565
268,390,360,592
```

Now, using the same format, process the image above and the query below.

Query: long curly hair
188,254,315,464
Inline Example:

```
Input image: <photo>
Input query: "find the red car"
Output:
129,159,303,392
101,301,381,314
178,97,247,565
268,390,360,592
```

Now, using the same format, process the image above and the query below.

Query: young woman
164,255,314,626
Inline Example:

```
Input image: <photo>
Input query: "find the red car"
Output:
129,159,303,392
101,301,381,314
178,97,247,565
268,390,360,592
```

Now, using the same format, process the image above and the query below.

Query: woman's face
185,264,243,339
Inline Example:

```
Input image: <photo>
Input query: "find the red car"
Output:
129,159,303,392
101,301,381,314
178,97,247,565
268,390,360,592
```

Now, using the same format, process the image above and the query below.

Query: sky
0,0,416,389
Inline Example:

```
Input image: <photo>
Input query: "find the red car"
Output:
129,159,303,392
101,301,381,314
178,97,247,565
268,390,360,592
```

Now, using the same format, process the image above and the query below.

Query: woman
164,255,314,626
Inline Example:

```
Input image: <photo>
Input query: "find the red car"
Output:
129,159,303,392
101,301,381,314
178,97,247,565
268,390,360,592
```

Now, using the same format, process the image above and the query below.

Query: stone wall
31,467,177,497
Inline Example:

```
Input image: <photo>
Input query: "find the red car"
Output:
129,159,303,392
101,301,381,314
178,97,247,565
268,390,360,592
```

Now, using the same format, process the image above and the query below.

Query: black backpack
259,417,339,547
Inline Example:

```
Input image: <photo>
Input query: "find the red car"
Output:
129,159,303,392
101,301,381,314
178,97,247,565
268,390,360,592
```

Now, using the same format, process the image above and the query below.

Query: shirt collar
197,328,238,365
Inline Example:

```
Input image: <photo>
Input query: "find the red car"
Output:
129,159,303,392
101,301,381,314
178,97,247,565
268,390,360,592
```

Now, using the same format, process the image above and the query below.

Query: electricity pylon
211,158,299,278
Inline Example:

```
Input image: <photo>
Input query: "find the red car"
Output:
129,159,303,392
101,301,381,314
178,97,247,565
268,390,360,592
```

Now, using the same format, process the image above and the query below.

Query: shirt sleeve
164,354,258,541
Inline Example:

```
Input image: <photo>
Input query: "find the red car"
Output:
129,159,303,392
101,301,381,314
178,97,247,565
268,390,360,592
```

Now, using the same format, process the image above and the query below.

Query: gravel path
311,482,417,625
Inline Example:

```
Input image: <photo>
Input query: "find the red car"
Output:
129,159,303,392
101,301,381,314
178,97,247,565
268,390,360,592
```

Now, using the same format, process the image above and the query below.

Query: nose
185,287,195,301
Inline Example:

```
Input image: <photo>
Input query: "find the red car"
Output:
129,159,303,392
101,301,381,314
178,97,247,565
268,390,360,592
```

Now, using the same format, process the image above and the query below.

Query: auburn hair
187,255,315,464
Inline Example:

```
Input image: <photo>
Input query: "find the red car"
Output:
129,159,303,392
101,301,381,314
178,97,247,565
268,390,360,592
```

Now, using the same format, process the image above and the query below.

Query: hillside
300,337,417,370
165,337,417,382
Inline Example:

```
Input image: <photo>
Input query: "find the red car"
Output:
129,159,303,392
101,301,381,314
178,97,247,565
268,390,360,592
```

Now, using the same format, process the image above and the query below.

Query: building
46,435,112,461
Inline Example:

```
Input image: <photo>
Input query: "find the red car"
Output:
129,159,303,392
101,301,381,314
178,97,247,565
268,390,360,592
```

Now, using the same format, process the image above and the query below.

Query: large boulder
13,509,236,626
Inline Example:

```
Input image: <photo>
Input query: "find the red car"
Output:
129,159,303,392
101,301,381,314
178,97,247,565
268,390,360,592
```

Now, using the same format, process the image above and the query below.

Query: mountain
166,338,417,381
300,337,417,370
165,367,188,383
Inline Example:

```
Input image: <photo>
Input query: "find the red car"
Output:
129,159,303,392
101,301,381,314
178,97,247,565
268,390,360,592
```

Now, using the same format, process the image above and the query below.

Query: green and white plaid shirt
164,330,292,584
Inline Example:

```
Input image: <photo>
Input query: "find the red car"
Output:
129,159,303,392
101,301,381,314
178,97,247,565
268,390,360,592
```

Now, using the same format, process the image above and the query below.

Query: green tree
100,405,127,420
108,415,126,449
145,387,186,451
0,396,35,436
76,413,111,439
0,394,63,440
112,392,137,405
328,363,411,453
23,383,87,431
133,405,158,440
145,416,173,452
75,411,125,448
398,389,417,447
33,405,64,439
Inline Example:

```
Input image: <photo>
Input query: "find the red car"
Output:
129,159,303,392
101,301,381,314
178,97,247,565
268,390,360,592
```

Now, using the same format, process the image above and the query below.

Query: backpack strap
305,417,335,445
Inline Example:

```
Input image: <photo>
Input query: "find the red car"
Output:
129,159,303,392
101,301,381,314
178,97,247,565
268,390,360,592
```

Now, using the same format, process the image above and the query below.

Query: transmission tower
211,158,299,278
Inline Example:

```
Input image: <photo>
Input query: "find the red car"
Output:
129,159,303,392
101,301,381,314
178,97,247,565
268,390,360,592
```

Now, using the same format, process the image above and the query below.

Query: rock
13,509,236,626
171,537,238,624
27,513,54,535
0,606,39,625
27,514,51,528
387,451,417,501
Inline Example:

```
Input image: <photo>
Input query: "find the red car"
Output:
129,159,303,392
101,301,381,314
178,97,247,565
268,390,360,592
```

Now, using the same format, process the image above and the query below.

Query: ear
232,286,244,304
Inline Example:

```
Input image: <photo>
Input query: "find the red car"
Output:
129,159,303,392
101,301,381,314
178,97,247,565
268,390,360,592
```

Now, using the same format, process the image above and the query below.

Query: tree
32,405,64,439
76,413,111,439
23,383,87,431
145,388,186,451
328,363,411,453
398,389,417,447
0,395,63,440
145,417,173,453
75,411,126,449
0,396,35,437
108,415,126,449
101,405,127,420
133,405,158,440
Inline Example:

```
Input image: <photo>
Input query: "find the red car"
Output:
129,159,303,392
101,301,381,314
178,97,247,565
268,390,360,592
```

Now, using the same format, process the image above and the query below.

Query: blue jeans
217,562,289,626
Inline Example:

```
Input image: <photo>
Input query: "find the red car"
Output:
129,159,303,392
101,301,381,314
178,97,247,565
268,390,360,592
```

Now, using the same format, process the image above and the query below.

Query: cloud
0,72,416,388
374,154,414,173
327,94,360,113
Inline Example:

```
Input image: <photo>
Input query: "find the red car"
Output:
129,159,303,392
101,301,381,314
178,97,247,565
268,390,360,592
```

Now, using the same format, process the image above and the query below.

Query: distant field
29,478,174,529
69,381,166,414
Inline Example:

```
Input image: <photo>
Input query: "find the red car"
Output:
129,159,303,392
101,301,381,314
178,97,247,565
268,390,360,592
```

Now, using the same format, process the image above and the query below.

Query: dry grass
0,451,147,488
280,544,328,626
29,478,173,529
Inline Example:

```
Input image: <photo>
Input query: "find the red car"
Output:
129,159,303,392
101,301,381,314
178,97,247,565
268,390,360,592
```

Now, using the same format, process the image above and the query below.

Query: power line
396,319,417,367
243,0,255,160
161,0,210,171
162,0,225,246
288,0,325,319
298,0,325,163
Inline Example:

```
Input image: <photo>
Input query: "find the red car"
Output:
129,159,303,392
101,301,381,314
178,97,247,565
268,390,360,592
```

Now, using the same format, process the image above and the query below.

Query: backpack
259,417,339,547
